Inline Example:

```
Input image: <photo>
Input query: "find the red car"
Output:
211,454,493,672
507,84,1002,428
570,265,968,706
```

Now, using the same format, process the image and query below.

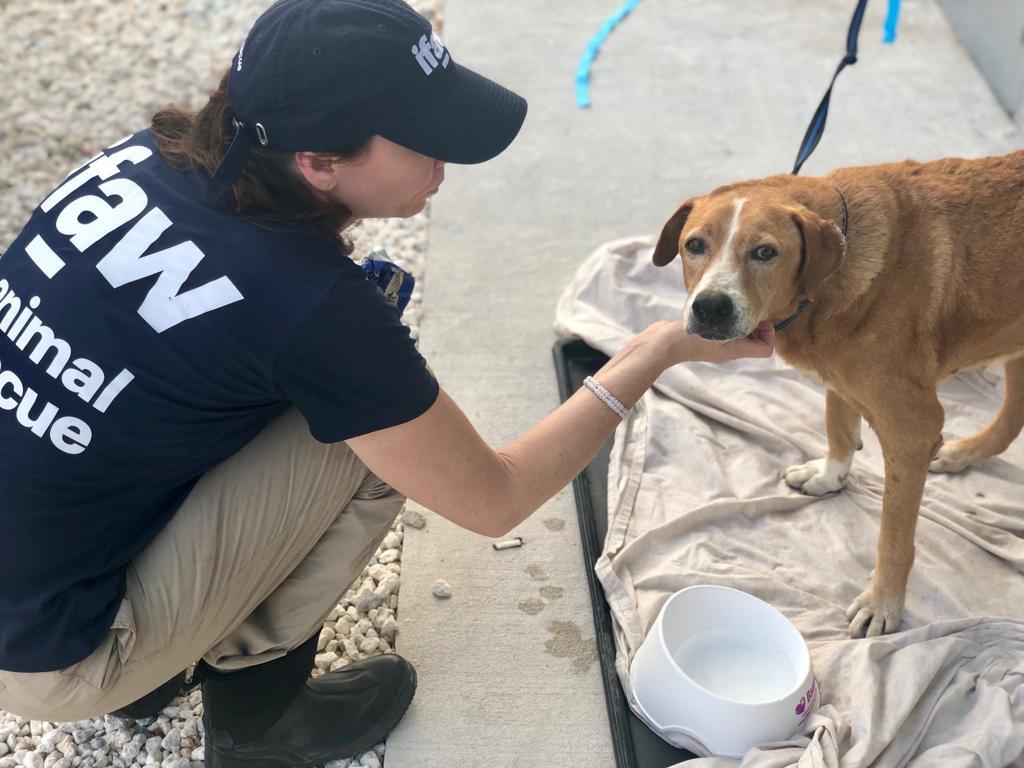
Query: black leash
775,0,867,331
792,0,869,176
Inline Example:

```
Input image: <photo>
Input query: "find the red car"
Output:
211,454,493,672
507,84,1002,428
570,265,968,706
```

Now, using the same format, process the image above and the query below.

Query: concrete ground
385,2,1022,767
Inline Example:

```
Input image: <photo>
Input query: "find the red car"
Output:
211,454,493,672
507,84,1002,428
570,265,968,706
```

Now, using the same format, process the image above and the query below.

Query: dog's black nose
692,292,734,326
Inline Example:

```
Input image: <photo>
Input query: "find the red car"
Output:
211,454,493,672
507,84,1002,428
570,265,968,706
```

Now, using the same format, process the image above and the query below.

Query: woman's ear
294,151,339,194
651,200,695,267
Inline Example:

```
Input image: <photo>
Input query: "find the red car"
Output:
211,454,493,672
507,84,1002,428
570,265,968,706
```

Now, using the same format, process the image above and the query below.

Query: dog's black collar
773,186,849,332
836,186,850,237
773,300,809,331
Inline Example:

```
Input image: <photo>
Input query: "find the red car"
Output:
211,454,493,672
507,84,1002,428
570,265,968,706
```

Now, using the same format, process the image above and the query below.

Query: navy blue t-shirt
0,130,439,673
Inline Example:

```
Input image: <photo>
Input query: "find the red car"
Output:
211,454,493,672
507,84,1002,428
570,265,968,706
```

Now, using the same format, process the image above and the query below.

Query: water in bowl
675,627,796,703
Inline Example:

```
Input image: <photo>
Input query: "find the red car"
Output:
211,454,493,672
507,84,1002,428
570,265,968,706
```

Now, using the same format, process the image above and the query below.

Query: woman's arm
345,320,774,537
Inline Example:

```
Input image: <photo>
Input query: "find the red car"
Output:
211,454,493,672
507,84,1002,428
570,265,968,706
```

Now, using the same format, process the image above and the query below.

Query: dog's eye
684,238,706,256
752,245,777,262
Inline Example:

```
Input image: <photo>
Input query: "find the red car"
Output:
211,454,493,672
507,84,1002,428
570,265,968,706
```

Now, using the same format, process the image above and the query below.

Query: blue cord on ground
575,0,643,109
577,0,901,109
883,0,901,43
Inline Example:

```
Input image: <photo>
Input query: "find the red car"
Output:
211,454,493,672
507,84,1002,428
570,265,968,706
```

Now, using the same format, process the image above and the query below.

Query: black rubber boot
200,632,417,768
109,669,193,720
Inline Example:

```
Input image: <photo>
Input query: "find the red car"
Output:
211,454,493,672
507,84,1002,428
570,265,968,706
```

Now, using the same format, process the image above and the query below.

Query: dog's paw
929,440,978,474
784,458,849,496
846,584,904,638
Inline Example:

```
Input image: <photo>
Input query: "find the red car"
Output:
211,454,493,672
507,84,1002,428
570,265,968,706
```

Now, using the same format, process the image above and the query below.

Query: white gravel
0,0,440,766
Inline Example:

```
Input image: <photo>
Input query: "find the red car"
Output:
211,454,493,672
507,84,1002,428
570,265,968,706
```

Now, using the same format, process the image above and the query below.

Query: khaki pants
0,408,404,722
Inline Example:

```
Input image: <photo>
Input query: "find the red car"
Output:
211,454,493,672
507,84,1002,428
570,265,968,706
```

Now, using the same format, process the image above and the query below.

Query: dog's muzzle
688,291,740,341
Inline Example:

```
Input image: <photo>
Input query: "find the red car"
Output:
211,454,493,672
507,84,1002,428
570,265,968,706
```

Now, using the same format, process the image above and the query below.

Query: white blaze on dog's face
651,188,845,341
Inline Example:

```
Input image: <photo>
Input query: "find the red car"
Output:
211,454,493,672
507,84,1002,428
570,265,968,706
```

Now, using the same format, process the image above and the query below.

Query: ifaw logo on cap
411,31,449,76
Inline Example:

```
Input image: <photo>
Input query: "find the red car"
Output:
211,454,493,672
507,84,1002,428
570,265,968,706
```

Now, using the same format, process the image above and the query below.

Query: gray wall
937,0,1024,125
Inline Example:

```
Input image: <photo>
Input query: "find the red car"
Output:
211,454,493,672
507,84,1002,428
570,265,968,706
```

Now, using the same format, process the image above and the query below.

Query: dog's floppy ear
791,207,846,299
651,200,694,267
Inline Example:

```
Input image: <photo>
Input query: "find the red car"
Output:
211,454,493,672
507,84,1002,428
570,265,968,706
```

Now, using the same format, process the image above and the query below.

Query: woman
0,0,774,765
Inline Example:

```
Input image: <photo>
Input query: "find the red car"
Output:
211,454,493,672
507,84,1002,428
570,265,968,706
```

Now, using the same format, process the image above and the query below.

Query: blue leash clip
360,248,415,316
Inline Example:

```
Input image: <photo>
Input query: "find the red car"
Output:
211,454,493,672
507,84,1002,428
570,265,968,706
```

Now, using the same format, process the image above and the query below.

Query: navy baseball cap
213,0,528,186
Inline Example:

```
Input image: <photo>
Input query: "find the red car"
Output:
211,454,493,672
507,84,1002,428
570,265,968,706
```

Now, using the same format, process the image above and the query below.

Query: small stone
373,575,400,599
380,617,399,642
401,509,425,529
326,639,339,654
108,730,132,751
377,550,399,565
160,728,181,751
314,652,335,671
71,730,94,746
145,736,162,756
189,747,203,762
355,589,382,614
343,639,360,661
40,731,65,750
359,637,380,654
356,750,381,768
24,753,44,768
323,759,350,768
317,626,335,651
353,618,372,637
57,735,76,759
381,532,401,550
432,579,452,599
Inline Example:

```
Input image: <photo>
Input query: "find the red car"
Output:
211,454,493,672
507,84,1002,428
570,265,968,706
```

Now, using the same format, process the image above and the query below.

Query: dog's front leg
846,392,943,638
785,389,861,495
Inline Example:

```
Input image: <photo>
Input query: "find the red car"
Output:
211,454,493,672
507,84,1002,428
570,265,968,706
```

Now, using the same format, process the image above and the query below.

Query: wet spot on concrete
518,598,545,615
526,564,548,581
542,518,566,532
545,620,598,673
539,586,564,600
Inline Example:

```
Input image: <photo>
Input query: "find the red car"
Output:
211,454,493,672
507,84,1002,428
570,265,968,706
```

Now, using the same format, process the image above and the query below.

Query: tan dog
651,151,1024,638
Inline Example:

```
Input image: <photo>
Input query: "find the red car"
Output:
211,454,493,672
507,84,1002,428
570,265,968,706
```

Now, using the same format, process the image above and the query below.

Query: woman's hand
643,319,776,367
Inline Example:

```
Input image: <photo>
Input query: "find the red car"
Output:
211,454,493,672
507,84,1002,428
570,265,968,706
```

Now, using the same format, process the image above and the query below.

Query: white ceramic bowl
629,585,818,758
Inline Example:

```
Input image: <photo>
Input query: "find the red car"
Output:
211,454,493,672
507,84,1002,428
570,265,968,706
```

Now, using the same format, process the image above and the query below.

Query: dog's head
651,184,846,341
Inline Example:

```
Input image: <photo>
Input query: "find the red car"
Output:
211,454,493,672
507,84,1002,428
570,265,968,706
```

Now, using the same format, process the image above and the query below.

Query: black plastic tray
552,339,696,768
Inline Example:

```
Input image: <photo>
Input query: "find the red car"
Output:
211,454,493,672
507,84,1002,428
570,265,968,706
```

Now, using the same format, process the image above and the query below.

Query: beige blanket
554,237,1024,768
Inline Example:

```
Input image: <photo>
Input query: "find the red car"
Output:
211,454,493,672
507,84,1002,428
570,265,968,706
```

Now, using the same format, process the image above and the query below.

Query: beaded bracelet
583,376,629,419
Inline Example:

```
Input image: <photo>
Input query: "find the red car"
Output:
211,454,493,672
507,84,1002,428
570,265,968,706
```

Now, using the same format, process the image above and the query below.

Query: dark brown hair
150,69,370,255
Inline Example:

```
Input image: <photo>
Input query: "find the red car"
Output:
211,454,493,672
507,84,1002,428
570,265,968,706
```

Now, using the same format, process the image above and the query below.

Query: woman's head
153,0,527,250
